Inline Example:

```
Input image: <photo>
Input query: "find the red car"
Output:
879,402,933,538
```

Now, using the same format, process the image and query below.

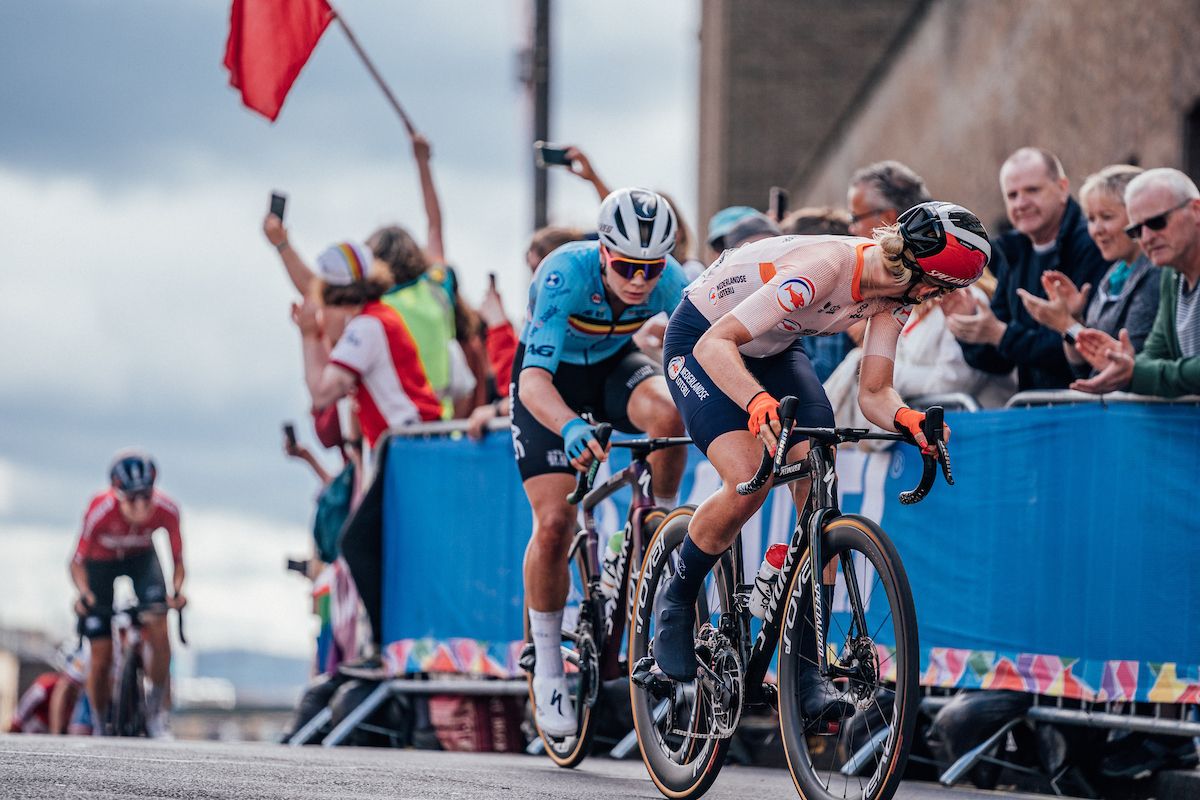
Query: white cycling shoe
532,675,577,738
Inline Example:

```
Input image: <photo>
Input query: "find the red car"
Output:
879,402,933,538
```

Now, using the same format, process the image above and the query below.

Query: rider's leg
522,472,582,736
87,638,114,726
142,613,171,726
653,430,781,680
625,376,686,507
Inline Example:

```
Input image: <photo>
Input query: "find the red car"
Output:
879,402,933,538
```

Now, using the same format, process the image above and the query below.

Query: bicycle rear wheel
777,515,919,800
112,644,147,737
526,542,602,767
628,506,735,800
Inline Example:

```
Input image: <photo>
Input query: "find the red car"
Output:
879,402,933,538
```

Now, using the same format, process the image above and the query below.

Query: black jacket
960,197,1110,390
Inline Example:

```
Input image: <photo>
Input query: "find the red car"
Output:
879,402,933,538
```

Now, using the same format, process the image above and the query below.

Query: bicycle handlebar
566,423,614,505
735,396,954,504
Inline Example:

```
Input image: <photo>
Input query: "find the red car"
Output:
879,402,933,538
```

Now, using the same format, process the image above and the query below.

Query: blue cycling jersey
519,240,687,373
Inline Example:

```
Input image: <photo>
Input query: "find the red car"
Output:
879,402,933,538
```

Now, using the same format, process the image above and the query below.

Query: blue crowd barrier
379,403,1200,703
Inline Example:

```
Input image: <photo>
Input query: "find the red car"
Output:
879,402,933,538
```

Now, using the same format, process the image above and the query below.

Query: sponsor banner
379,404,1200,701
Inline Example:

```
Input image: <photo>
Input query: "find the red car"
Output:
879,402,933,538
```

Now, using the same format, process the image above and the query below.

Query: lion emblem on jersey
776,277,815,313
667,356,685,380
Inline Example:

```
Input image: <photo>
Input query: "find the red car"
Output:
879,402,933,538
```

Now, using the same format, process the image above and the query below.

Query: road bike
522,426,694,767
629,397,953,799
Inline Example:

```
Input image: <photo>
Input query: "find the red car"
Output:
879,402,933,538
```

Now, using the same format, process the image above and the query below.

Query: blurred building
698,0,1200,230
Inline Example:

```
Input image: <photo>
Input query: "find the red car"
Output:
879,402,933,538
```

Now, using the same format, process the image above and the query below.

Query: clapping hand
1070,328,1135,394
945,293,1006,345
291,299,322,338
1042,270,1090,318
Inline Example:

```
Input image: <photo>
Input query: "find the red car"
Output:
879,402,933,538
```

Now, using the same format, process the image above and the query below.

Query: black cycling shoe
653,602,698,681
796,664,855,722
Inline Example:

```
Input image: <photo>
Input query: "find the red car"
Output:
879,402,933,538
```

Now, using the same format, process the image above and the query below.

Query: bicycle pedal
631,657,674,697
518,643,536,674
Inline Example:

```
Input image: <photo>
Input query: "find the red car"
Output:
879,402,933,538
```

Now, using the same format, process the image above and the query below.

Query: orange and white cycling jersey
685,235,912,360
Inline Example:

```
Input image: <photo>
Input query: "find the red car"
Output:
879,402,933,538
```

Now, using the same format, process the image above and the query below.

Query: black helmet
109,450,157,498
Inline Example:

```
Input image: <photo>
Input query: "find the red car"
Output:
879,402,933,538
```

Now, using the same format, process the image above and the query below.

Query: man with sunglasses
946,147,1108,391
71,450,185,736
514,187,688,739
1071,168,1200,397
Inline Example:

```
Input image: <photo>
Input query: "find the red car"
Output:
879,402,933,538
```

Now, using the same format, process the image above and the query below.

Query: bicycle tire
527,542,602,767
777,515,919,800
629,506,734,800
112,644,147,737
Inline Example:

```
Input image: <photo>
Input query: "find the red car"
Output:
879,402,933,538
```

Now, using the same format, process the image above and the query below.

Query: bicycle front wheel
112,646,147,737
777,515,919,800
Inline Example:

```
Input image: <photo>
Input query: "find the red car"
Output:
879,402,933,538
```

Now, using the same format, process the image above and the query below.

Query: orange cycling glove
894,407,945,456
746,391,781,437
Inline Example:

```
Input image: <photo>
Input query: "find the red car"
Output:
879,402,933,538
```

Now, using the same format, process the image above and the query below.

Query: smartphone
769,186,789,221
488,271,498,290
534,141,572,168
269,191,288,221
286,558,310,575
283,422,297,448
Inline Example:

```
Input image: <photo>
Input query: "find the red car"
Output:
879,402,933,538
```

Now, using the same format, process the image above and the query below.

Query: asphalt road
0,734,1049,799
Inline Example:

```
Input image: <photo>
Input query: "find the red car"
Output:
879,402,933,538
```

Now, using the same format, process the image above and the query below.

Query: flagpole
331,9,416,136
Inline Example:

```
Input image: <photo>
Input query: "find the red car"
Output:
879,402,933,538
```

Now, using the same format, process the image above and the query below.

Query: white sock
654,494,678,510
529,608,565,679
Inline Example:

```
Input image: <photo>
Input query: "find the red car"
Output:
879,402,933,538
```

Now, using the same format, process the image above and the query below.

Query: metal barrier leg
841,724,890,775
939,719,1021,786
321,682,394,747
287,707,334,746
610,699,669,760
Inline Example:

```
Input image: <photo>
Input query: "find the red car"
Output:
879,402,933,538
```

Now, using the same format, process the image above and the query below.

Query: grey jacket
1074,255,1160,377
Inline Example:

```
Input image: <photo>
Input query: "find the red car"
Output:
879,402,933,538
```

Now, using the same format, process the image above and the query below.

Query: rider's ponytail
872,224,914,283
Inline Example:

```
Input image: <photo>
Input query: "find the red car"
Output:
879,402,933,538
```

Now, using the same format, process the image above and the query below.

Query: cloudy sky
0,1,699,660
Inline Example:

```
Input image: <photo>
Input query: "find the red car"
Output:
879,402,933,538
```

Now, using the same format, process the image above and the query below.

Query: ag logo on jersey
776,277,815,313
892,304,913,326
667,356,685,380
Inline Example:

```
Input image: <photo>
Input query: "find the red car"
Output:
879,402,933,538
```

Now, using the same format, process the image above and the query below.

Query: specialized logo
776,277,815,312
777,318,801,333
544,271,564,290
631,192,657,217
625,364,655,389
667,356,685,380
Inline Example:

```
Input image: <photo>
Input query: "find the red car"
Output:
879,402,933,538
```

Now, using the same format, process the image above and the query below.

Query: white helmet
597,188,677,259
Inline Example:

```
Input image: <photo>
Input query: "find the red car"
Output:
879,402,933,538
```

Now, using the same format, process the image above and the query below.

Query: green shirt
382,274,456,418
1130,268,1200,398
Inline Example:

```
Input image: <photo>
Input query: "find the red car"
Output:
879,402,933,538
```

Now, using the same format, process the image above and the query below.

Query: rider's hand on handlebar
562,418,607,472
894,407,950,456
74,591,96,617
746,391,783,455
169,593,188,611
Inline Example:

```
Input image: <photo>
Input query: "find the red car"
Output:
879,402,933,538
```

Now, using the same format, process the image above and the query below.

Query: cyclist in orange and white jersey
652,202,991,719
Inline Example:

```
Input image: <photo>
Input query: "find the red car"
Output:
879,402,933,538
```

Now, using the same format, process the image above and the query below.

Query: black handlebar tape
566,423,613,505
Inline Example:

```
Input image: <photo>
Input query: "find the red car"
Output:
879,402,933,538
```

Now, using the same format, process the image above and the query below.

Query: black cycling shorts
510,341,662,481
77,550,169,639
661,297,834,455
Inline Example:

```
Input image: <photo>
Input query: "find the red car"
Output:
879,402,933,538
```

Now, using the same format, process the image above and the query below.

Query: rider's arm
518,367,588,433
69,559,92,600
856,315,908,431
693,315,769,409
412,133,445,265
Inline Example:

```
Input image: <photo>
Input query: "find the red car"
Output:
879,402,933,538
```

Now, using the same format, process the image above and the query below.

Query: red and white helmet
898,202,991,288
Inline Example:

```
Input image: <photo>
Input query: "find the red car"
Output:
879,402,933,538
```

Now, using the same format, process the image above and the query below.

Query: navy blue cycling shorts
661,297,834,456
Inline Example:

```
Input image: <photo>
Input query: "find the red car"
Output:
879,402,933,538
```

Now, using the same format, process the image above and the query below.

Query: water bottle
748,543,788,619
599,531,624,599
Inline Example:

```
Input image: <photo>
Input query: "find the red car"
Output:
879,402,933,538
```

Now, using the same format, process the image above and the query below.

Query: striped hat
315,241,373,286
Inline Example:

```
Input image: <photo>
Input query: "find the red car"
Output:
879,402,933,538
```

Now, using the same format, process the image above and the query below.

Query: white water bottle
599,531,624,599
748,543,788,619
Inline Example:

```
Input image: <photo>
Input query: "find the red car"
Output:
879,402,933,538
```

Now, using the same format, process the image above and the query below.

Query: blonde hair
1080,164,1143,208
872,223,914,282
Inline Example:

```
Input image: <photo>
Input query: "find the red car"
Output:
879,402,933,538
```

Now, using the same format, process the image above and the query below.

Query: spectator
946,147,1109,390
779,206,858,380
291,241,442,455
846,160,931,238
705,206,781,261
825,268,1015,437
1018,165,1160,377
1072,168,1200,397
780,206,854,236
526,225,585,272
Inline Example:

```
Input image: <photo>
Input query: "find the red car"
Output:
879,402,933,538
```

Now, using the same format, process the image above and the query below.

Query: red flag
223,0,335,121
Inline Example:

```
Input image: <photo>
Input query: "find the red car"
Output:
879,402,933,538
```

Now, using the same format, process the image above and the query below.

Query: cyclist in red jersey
71,450,185,736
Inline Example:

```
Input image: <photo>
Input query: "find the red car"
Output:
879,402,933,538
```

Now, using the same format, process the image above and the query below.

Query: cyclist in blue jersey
517,188,688,738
